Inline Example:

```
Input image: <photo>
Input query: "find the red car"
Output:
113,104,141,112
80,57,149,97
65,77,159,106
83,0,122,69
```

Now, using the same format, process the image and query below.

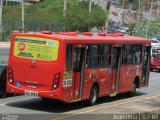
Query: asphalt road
0,72,159,120
0,47,9,61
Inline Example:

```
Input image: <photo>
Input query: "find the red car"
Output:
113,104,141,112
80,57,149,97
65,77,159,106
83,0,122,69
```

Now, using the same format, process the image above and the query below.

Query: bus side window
66,44,73,71
100,45,111,67
132,45,142,65
122,45,132,65
87,45,99,68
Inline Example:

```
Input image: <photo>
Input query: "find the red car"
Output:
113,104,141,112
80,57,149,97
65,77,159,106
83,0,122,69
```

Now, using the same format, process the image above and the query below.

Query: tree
131,16,160,38
2,0,106,32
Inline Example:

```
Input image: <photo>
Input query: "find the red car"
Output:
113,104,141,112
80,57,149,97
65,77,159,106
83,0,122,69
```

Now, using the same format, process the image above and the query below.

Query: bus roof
12,32,151,44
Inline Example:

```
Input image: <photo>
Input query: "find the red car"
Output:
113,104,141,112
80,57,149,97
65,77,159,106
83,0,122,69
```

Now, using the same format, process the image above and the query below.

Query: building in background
3,0,21,6
26,0,39,4
3,0,39,6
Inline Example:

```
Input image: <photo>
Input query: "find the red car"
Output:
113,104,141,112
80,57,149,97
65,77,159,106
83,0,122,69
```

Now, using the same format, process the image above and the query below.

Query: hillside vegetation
3,0,106,32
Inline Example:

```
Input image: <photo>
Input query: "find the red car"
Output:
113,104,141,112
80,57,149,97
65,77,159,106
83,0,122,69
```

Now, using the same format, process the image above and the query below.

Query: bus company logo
32,60,36,65
18,43,25,51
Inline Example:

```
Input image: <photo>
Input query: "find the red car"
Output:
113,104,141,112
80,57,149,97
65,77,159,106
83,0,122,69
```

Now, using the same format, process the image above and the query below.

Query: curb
0,42,11,47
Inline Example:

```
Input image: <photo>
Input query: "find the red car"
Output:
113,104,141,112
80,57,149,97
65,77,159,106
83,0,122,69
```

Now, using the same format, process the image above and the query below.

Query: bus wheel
150,68,153,72
88,86,98,105
0,88,7,98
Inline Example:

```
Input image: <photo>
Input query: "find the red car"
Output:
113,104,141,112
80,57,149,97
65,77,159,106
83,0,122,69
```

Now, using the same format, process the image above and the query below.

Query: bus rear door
72,45,85,101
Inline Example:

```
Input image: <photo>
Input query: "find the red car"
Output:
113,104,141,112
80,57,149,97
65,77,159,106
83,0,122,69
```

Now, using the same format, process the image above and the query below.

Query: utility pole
21,0,24,32
129,3,132,10
137,0,141,24
63,0,67,31
63,0,67,18
157,0,160,16
122,0,124,9
0,0,3,33
5,0,7,6
105,0,110,33
145,0,155,38
89,0,92,13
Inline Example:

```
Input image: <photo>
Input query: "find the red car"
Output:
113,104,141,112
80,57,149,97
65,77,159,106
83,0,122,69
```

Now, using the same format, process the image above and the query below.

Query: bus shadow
97,91,146,104
6,92,146,113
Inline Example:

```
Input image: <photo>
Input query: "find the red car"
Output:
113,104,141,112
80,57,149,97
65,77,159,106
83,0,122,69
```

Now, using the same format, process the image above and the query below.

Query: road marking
48,94,160,120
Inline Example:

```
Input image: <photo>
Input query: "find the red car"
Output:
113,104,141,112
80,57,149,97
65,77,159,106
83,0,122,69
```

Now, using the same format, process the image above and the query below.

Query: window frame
86,44,111,69
122,44,142,65
132,44,142,65
86,44,100,68
99,44,111,68
122,44,132,65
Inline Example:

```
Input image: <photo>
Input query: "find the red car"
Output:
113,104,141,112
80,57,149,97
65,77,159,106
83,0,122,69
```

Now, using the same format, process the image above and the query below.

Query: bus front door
110,47,121,95
142,46,150,86
72,47,85,100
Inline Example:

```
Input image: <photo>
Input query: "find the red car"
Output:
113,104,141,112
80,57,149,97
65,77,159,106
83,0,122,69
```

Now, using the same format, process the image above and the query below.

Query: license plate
25,90,38,97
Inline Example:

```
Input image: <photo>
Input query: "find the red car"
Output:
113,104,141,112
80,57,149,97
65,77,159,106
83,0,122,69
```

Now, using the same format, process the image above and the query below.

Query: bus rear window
13,36,59,61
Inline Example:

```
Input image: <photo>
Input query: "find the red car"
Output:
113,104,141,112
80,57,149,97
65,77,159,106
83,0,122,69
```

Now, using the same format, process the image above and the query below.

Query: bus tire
150,68,153,72
0,88,7,98
88,86,98,105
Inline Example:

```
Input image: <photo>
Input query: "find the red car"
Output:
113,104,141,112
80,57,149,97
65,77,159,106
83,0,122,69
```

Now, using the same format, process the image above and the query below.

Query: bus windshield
13,36,59,61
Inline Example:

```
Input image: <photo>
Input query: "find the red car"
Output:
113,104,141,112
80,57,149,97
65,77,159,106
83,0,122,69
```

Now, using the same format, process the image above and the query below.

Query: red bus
7,32,151,105
150,49,160,71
